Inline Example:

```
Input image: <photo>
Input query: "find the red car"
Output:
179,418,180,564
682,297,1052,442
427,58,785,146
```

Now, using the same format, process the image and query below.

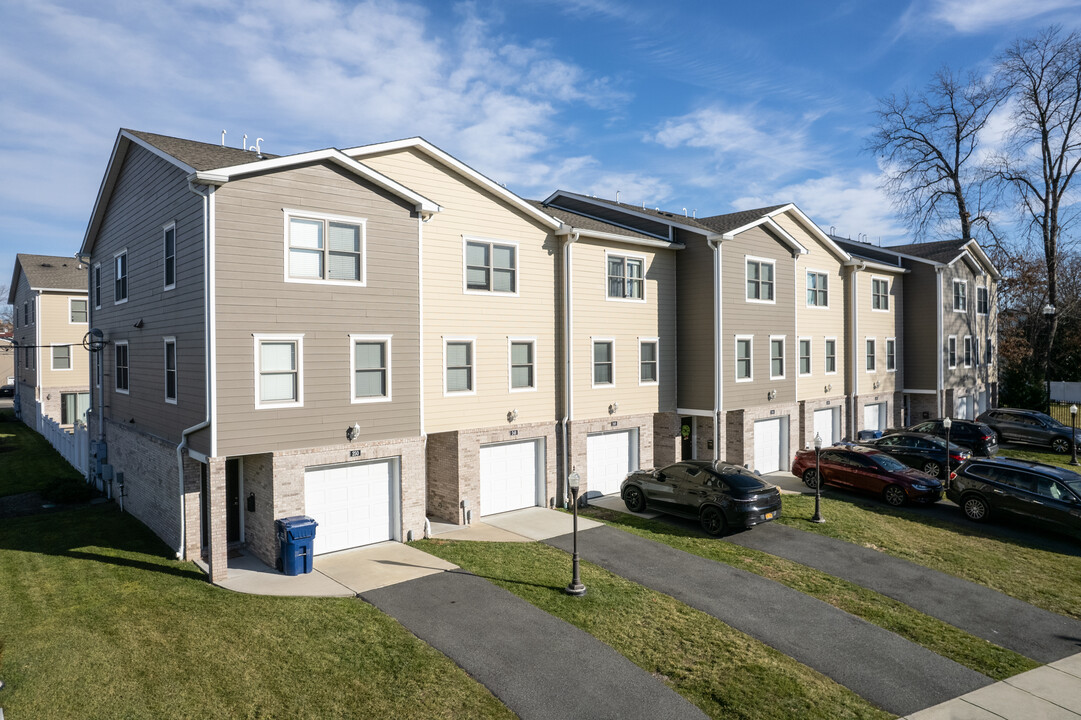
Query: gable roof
543,190,718,236
527,200,684,249
8,254,87,303
124,129,276,172
344,138,565,232
836,236,1000,279
696,205,788,234
888,238,969,264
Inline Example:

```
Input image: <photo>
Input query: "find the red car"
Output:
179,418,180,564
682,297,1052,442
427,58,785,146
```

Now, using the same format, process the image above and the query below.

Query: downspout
793,255,799,432
79,253,93,482
708,236,722,462
561,231,579,507
936,266,944,416
418,211,432,530
849,262,865,435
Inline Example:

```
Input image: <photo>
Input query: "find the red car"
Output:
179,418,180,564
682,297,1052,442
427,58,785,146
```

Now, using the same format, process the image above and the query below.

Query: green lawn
578,506,1037,680
417,538,891,720
1001,445,1081,472
0,408,85,498
0,506,513,719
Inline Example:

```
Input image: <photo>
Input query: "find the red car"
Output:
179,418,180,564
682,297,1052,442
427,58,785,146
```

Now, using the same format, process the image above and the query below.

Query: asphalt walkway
362,570,708,720
724,522,1081,663
545,525,992,717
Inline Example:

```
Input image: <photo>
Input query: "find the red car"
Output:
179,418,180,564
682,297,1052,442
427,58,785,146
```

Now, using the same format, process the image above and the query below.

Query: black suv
621,460,781,536
948,457,1081,532
889,419,998,457
977,408,1080,454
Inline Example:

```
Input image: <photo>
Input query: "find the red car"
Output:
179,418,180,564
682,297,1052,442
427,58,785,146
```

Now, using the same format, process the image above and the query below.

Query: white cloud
923,0,1081,34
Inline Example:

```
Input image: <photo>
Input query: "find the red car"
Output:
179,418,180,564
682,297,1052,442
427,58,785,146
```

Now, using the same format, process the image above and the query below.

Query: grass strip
416,537,892,720
578,506,1039,681
0,408,85,498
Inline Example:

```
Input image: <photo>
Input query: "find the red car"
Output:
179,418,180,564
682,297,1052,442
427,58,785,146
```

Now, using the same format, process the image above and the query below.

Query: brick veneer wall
797,396,848,450
241,453,275,567
40,385,90,425
695,414,721,461
426,431,461,524
104,419,184,553
851,393,900,433
907,393,939,423
653,412,680,467
567,414,654,498
724,402,799,471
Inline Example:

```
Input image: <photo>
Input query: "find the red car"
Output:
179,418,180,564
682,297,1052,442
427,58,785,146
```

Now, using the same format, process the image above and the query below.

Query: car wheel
883,484,906,507
962,494,990,522
923,461,942,478
700,506,728,537
623,485,647,513
1051,437,1070,454
802,469,819,489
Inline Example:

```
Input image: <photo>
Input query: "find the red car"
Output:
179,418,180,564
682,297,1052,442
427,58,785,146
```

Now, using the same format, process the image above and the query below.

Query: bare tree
0,283,12,331
869,67,1007,243
993,26,1081,387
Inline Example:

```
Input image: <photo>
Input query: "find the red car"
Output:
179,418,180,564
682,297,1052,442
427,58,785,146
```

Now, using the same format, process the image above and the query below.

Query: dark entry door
226,459,241,543
680,417,694,460
200,464,209,551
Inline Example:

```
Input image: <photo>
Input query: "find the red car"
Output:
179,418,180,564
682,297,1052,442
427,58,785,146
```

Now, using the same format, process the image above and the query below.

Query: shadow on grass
444,567,563,593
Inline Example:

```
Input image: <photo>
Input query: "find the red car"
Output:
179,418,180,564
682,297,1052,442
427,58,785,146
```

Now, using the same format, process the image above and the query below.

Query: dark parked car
977,408,1080,454
791,445,943,506
621,460,781,536
858,432,971,479
886,418,998,457
0,385,13,398
947,456,1081,532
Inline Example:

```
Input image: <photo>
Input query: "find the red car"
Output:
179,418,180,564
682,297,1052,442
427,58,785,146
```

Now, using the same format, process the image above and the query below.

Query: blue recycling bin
276,516,318,576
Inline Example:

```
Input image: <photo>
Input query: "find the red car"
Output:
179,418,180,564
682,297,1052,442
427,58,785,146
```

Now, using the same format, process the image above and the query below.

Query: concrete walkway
725,522,1081,663
545,525,992,717
362,570,708,720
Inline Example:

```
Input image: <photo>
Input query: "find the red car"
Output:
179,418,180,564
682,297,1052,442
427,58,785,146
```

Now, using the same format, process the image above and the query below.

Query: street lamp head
1043,304,1056,316
1072,405,1078,416
567,471,581,493
813,433,823,450
943,416,952,430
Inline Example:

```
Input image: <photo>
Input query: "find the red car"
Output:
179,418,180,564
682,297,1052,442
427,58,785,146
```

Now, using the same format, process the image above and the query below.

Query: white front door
304,459,396,555
587,430,637,496
754,418,785,474
863,403,885,432
813,408,837,447
480,440,541,516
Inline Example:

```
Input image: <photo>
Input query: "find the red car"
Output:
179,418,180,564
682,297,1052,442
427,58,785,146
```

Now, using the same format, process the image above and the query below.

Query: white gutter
561,231,579,506
936,267,944,416
708,235,722,462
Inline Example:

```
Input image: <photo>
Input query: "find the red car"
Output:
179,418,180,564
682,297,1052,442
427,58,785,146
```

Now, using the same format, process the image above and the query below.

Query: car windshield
869,453,909,472
712,465,767,490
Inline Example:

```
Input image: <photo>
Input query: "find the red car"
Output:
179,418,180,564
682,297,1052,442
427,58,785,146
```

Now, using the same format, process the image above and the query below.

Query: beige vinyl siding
940,261,996,394
900,265,939,390
854,270,904,396
360,148,559,434
675,230,716,411
11,273,36,391
38,292,90,391
89,143,208,452
571,239,676,419
722,226,796,410
213,162,422,456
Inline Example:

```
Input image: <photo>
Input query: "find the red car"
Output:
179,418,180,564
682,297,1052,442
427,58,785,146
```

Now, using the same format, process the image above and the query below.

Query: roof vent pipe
616,190,620,204
221,129,226,147
243,134,247,151
683,207,688,217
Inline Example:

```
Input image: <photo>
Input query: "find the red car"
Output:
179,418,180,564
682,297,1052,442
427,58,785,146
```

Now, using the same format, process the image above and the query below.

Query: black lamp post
1071,405,1079,467
811,433,825,524
564,470,586,597
943,416,952,486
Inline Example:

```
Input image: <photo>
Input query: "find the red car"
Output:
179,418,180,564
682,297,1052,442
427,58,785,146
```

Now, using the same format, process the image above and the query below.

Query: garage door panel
813,409,836,447
754,418,783,474
305,459,395,556
587,431,636,496
481,440,540,516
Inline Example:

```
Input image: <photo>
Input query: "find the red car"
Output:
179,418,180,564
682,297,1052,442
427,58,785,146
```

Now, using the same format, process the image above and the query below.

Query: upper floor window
798,338,811,375
977,286,989,315
947,336,957,368
94,264,101,309
639,339,658,384
115,342,129,393
22,302,27,325
866,338,876,372
736,337,752,381
746,259,775,302
953,280,967,312
607,254,644,300
70,298,87,324
445,339,475,394
352,335,391,402
164,338,177,404
114,251,128,303
806,272,828,307
510,339,536,390
871,277,889,311
824,338,837,374
466,239,516,294
886,338,896,372
255,335,303,407
52,345,71,371
29,299,35,324
286,211,365,284
770,336,785,379
163,222,176,290
985,337,992,365
593,340,614,386
964,336,973,367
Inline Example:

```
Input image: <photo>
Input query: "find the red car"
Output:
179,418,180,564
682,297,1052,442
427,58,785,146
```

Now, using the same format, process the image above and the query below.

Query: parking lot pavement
545,525,991,717
362,570,708,720
725,522,1081,663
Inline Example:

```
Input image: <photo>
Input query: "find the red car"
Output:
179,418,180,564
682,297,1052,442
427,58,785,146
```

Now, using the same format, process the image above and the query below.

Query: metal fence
1050,402,1078,425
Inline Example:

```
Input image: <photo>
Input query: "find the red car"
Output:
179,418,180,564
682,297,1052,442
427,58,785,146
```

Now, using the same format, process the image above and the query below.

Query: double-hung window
352,335,391,401
806,272,828,307
163,222,176,289
115,342,129,393
94,264,101,309
973,338,980,366
953,280,967,312
964,336,972,367
871,278,889,310
164,338,177,403
770,336,785,379
746,259,774,302
866,338,876,372
607,254,644,300
824,338,837,374
509,339,535,390
466,239,517,293
985,337,992,365
798,338,811,375
255,335,302,407
593,340,614,386
886,338,896,372
70,299,87,323
735,337,752,381
286,211,365,283
948,336,957,368
639,339,658,384
52,345,71,371
114,251,128,303
977,287,989,315
445,340,475,394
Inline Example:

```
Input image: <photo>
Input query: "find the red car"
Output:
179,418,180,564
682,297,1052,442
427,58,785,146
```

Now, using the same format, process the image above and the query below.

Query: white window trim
114,248,128,305
164,336,178,405
163,221,177,291
282,208,368,287
638,336,659,386
350,334,392,404
507,336,538,393
963,335,973,368
797,336,812,376
745,255,777,305
735,334,754,383
51,343,73,372
953,279,968,313
68,297,88,325
769,334,786,380
976,286,989,316
865,337,877,373
947,335,957,369
253,333,304,409
443,336,477,397
462,236,520,297
591,337,616,389
870,275,890,312
885,337,897,373
115,340,129,395
805,269,830,309
93,263,101,310
824,336,838,376
605,250,647,303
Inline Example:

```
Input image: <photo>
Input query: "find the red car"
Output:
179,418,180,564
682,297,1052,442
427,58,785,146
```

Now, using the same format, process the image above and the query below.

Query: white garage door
813,408,838,447
864,403,885,432
587,430,637,496
754,418,785,474
480,440,541,516
305,459,396,556
955,396,972,420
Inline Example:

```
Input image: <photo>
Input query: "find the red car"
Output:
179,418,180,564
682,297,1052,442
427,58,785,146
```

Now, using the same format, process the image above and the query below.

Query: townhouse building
8,254,90,428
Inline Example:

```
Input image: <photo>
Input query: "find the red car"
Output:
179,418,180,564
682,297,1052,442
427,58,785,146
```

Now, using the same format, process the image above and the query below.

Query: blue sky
3,0,1080,296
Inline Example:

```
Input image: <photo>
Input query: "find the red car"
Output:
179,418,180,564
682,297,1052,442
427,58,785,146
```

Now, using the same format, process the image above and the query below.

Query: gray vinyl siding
901,265,941,390
675,229,715,410
940,261,996,394
212,162,421,457
88,143,208,452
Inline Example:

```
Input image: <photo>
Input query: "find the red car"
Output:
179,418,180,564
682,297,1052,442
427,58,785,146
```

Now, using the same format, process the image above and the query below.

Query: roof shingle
125,129,276,171
15,254,87,292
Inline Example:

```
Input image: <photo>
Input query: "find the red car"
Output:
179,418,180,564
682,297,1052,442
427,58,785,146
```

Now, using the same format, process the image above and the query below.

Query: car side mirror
652,471,664,481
